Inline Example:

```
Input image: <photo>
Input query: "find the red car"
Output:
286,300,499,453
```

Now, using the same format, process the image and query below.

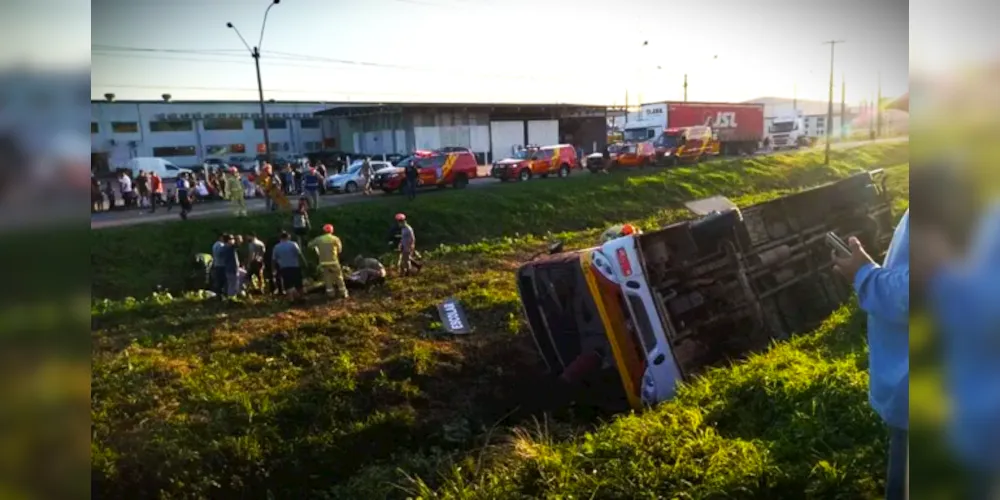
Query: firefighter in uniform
225,167,247,216
308,223,348,298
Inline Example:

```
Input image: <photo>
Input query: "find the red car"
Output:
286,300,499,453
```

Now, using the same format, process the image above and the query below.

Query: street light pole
227,0,280,160
252,47,270,158
822,40,845,166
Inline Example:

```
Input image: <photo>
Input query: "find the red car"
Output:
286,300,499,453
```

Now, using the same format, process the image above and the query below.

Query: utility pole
227,0,280,160
839,73,846,141
876,71,883,138
822,40,845,166
869,93,875,140
252,47,270,156
625,89,629,125
793,83,797,111
683,74,688,102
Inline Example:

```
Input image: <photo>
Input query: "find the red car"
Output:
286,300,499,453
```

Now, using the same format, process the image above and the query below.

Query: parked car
326,159,393,193
491,144,578,182
202,157,232,173
229,156,257,172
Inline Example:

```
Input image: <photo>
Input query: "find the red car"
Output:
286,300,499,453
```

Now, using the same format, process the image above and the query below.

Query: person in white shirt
195,180,210,200
117,172,133,208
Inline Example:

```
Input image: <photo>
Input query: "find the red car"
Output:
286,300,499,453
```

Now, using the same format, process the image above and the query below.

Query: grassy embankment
92,143,906,299
92,143,908,499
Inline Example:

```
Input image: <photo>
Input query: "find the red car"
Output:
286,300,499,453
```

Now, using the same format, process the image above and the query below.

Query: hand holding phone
825,232,852,257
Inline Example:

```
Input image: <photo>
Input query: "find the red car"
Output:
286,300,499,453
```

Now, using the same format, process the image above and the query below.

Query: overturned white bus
516,170,895,409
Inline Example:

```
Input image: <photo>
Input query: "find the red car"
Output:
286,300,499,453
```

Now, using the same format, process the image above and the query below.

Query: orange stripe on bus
580,252,644,409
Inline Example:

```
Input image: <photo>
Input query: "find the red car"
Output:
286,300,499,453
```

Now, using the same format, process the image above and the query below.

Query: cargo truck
515,170,894,410
623,101,765,158
767,110,813,150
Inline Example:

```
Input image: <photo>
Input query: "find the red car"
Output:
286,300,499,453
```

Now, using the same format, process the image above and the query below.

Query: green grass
91,143,909,299
91,143,909,499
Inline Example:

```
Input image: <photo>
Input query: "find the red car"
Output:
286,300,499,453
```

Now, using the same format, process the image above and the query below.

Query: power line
90,46,584,82
91,82,436,98
91,45,245,55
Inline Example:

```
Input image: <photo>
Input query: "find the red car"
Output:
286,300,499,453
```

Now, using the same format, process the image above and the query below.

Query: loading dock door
490,120,524,162
527,120,559,146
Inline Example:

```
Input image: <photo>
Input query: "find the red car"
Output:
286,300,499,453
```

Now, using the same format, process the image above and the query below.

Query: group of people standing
189,212,421,302
92,170,167,213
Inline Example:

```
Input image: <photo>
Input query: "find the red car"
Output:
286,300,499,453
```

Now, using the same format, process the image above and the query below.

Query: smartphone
825,231,852,257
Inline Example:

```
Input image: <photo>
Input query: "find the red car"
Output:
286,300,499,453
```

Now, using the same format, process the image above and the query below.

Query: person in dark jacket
220,234,242,297
404,159,419,200
316,162,328,195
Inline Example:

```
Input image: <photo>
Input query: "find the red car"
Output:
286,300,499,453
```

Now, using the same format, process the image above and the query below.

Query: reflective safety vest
308,233,342,266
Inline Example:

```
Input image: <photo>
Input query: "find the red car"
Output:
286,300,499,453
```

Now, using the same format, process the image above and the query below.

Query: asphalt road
90,138,905,230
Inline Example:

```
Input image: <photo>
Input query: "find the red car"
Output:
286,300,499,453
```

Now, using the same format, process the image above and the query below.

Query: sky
19,0,915,105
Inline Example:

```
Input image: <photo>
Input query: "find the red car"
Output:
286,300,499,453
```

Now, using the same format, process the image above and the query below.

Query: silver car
326,160,393,193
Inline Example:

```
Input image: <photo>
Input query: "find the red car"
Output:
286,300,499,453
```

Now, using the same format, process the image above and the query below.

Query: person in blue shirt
833,209,910,500
918,202,1000,499
303,167,321,209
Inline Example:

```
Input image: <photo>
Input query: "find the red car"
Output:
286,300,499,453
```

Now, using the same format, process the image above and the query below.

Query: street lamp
227,0,280,160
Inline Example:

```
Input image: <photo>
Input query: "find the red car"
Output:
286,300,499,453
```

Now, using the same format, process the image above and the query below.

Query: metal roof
91,100,350,105
314,102,610,118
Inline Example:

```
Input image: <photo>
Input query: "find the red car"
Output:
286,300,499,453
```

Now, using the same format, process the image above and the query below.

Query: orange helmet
323,224,334,234
395,213,406,221
621,224,636,235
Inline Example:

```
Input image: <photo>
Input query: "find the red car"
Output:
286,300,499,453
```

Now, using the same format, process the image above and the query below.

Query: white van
122,157,192,180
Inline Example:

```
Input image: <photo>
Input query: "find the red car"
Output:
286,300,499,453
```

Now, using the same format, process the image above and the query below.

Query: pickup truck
373,148,478,193
491,144,579,182
515,170,895,410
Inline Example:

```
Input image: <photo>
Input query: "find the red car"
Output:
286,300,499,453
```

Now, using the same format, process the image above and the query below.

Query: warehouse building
90,99,342,172
314,102,610,164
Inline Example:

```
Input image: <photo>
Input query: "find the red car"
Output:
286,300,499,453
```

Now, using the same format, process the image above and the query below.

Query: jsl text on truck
623,101,765,156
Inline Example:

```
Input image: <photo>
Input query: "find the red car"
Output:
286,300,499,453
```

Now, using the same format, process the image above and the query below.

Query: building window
206,144,248,156
271,142,289,152
253,119,287,130
204,118,244,131
149,120,194,132
300,118,320,129
304,141,321,152
91,122,99,134
111,121,139,133
153,146,197,157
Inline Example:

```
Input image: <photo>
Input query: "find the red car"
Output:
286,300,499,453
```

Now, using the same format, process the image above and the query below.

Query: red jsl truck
623,101,765,157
